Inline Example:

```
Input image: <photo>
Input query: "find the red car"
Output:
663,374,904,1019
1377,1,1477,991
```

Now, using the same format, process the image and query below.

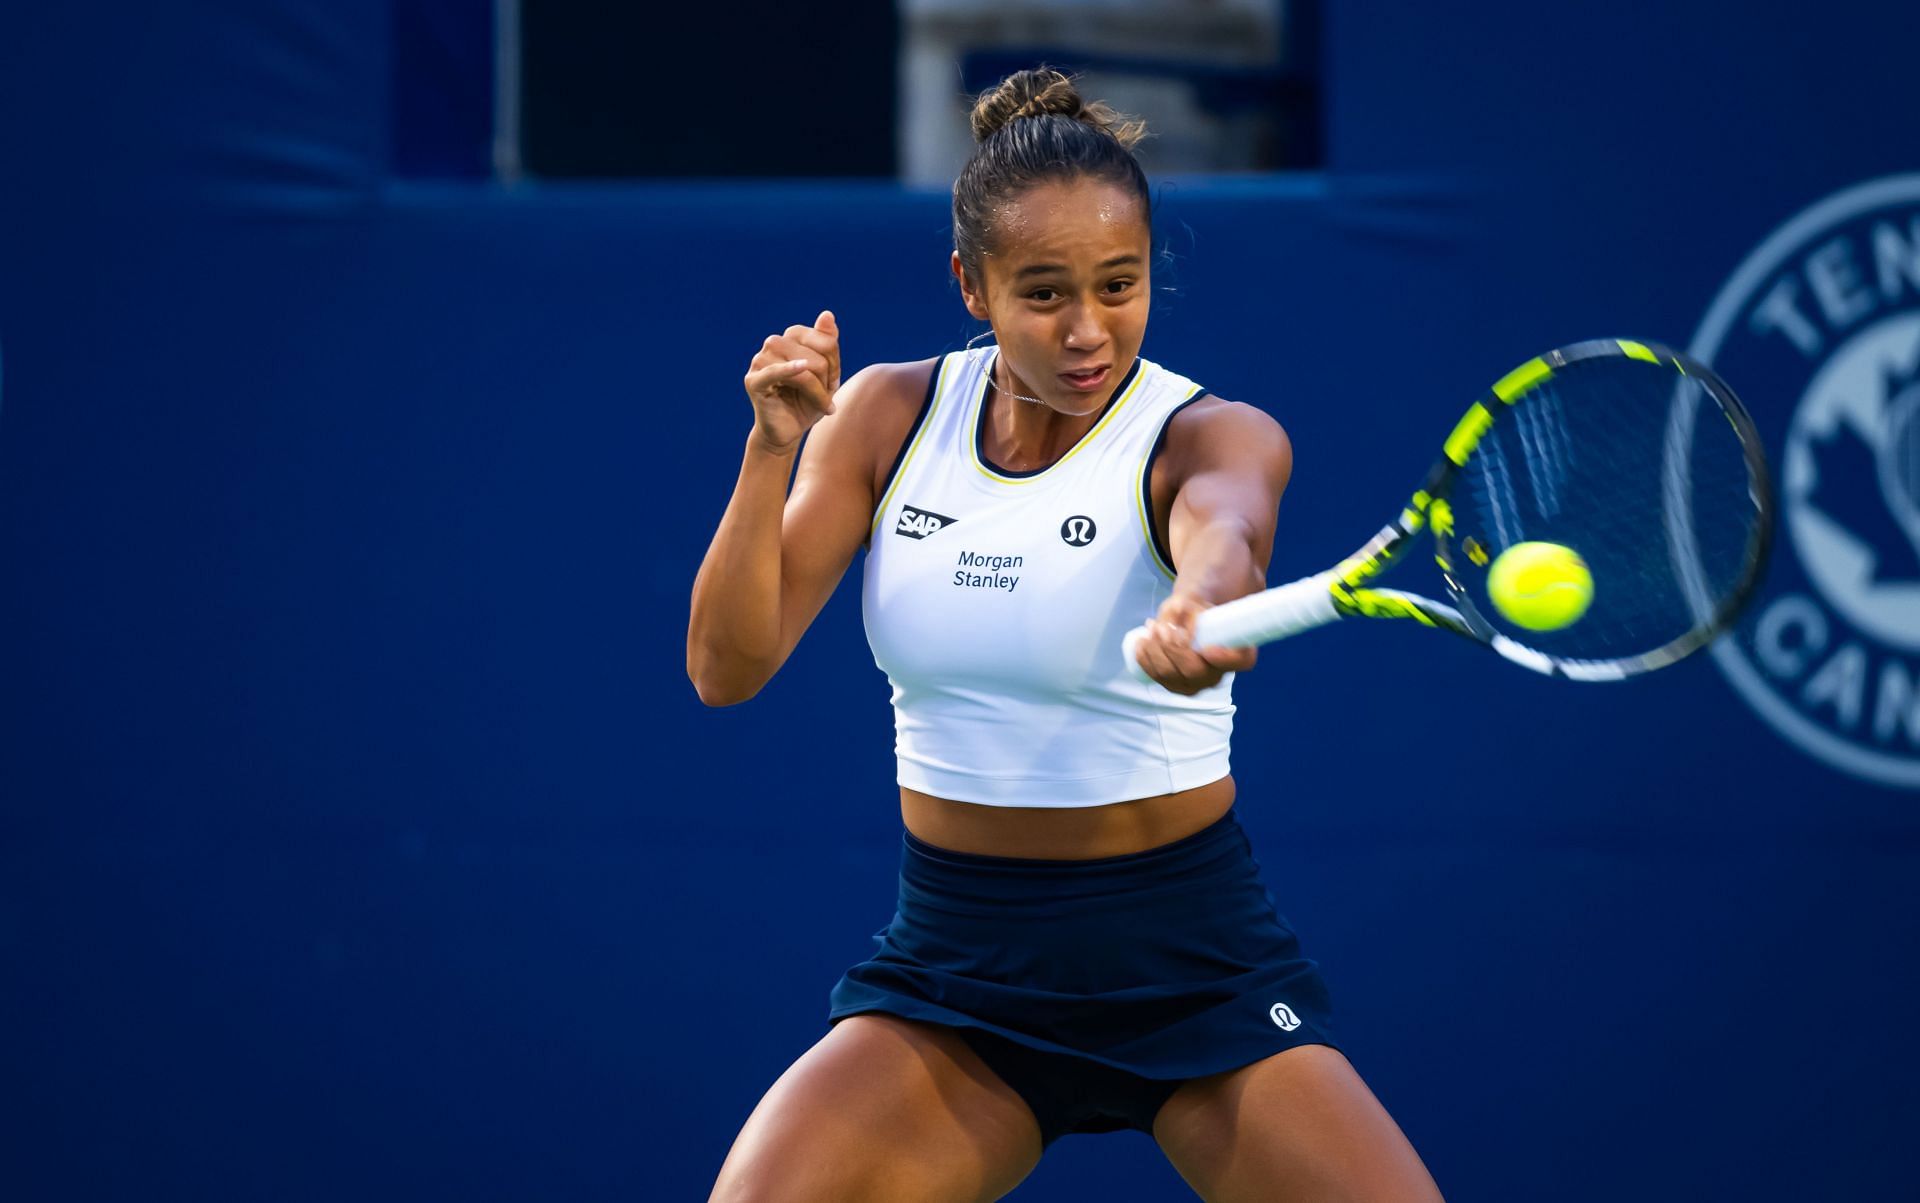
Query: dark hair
952,68,1151,286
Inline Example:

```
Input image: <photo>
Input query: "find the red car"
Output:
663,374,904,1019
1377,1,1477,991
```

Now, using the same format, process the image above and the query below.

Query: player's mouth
1060,365,1111,391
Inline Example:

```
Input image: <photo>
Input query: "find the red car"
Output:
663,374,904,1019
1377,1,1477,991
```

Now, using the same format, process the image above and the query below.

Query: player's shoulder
833,356,938,440
1164,391,1291,464
830,357,940,427
799,357,941,486
843,356,940,397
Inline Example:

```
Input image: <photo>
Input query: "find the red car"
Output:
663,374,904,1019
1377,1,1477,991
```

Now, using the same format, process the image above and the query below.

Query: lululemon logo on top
896,505,956,540
1688,173,1920,789
1269,1002,1301,1031
1060,515,1097,546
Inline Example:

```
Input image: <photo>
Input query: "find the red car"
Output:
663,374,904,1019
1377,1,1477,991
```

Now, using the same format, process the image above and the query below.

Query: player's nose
1062,303,1107,349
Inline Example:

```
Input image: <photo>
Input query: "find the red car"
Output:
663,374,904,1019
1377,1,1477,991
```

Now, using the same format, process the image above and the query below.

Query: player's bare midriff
901,776,1235,860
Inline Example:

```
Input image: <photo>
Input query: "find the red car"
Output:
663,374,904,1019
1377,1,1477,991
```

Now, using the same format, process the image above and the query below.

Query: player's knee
707,1172,781,1203
709,1158,890,1203
708,1155,814,1203
709,1112,900,1203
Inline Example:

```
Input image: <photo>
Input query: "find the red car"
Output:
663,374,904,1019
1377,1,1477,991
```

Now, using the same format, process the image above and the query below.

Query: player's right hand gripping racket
1123,339,1774,682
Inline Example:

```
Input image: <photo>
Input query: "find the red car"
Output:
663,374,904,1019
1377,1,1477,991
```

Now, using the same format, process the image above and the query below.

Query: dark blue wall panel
2,2,1917,1200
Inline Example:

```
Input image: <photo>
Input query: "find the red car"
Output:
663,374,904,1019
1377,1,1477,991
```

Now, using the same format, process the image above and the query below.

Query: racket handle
1122,573,1342,682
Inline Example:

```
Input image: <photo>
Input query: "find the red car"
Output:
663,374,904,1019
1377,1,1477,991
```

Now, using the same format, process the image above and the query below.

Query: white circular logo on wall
1691,174,1920,788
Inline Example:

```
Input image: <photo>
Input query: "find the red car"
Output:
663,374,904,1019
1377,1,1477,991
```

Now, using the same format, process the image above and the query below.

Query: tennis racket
1123,339,1773,682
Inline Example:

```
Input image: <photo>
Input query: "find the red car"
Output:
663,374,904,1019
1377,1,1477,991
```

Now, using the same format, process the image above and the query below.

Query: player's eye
1027,288,1059,303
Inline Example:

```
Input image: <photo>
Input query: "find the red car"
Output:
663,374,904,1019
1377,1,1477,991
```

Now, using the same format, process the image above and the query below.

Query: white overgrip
1122,572,1342,682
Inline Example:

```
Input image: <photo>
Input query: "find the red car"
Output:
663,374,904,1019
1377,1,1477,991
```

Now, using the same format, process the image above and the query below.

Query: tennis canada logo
1691,174,1920,788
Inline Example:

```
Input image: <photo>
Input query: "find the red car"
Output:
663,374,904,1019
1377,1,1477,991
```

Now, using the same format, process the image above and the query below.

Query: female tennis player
688,69,1444,1202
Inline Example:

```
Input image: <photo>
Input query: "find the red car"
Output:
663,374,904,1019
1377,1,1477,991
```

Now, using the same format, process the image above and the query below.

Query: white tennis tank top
861,348,1235,807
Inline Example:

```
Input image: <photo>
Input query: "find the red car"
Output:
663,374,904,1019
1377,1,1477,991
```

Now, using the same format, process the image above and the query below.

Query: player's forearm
1171,515,1266,608
687,433,798,704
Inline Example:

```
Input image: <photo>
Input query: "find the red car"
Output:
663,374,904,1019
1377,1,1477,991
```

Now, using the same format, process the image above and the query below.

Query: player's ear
952,252,991,322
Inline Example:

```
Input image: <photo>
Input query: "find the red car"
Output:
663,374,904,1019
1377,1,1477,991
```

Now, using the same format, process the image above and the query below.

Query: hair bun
968,67,1145,148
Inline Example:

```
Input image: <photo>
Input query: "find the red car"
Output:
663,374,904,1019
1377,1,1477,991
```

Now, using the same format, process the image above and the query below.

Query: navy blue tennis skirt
828,808,1337,1144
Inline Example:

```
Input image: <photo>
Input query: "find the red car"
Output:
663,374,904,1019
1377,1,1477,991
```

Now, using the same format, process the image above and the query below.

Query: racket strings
1446,356,1763,664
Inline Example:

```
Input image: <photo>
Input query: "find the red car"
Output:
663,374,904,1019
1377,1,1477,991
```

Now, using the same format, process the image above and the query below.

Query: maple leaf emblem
1806,353,1920,583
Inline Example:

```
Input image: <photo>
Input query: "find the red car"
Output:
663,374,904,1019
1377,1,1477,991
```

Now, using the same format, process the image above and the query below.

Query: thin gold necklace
988,355,1045,406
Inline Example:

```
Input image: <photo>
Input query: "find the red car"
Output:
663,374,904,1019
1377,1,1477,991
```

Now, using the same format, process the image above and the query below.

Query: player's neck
983,389,1105,472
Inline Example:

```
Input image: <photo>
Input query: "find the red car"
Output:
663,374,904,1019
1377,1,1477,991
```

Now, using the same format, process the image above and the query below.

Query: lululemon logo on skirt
1269,1002,1301,1031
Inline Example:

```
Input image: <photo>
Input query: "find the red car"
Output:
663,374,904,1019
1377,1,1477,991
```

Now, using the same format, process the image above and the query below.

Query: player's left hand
1131,593,1256,695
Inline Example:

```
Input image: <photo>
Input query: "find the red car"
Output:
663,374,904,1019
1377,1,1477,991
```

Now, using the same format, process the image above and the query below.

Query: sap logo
1691,173,1920,789
895,506,957,539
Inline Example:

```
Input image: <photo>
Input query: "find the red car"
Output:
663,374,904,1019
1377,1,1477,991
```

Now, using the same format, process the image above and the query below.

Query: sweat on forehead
978,179,1148,259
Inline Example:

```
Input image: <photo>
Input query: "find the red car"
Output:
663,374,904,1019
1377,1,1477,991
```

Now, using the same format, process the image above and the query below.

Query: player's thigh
1151,1044,1444,1203
709,1013,1043,1203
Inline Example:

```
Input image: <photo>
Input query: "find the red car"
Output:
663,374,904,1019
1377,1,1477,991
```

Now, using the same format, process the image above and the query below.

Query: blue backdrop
3,2,1917,1199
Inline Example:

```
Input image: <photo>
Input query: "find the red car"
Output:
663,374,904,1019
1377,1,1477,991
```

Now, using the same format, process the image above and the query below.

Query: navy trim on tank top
974,356,1144,478
868,359,941,536
1139,391,1212,574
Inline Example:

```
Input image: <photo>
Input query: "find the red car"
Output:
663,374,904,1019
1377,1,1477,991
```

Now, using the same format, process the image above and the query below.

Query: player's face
954,178,1151,417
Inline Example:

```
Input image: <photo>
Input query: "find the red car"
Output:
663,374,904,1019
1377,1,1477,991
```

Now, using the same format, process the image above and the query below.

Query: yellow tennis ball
1486,541,1593,630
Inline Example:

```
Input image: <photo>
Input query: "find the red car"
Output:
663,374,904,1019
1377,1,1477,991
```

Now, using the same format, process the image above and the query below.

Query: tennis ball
1486,541,1593,630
